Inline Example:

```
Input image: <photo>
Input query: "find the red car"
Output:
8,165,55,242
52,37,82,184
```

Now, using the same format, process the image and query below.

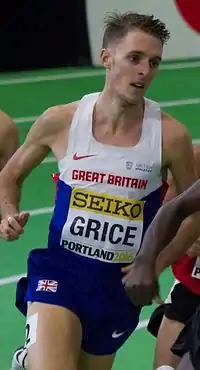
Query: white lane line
0,60,199,86
14,97,200,126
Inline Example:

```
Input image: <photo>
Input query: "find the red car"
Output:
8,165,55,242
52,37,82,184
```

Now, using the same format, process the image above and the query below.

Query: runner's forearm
137,179,200,265
156,214,200,271
0,179,21,217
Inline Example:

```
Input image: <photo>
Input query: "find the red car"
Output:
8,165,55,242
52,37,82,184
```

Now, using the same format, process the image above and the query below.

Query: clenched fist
0,212,29,241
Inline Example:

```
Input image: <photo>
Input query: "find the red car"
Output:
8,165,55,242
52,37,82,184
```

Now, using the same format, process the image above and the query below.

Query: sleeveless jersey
48,93,166,267
172,256,200,295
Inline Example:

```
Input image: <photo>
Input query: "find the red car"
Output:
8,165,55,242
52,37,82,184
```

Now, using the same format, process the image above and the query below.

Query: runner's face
102,30,163,104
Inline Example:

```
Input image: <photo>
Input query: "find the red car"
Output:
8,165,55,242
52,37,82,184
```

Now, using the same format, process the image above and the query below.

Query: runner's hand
0,212,29,241
122,259,163,306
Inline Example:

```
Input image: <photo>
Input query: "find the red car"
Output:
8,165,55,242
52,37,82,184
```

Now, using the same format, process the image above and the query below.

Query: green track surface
0,61,200,369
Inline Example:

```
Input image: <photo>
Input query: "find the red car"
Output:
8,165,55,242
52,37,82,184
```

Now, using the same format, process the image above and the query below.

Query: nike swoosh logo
73,153,96,160
112,330,125,339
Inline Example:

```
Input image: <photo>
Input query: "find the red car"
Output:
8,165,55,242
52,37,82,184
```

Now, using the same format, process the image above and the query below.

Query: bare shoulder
0,110,18,139
25,101,79,145
45,101,79,122
162,111,193,167
0,110,19,160
161,111,197,194
32,101,79,133
0,109,13,123
162,111,191,148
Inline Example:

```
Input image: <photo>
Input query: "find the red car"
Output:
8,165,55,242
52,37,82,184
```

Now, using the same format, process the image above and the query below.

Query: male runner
0,11,199,370
137,174,200,370
145,146,200,370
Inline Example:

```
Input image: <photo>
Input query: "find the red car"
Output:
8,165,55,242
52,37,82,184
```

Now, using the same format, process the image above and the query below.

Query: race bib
192,257,200,279
61,188,144,263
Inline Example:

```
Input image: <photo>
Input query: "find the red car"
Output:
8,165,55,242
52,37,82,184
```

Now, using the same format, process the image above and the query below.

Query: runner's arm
138,117,200,265
0,107,67,218
156,148,200,272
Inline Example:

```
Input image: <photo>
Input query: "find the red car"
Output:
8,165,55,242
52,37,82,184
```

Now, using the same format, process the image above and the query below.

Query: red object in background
172,255,200,295
175,0,200,34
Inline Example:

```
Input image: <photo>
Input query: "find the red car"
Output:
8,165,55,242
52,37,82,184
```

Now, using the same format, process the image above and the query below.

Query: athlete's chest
59,149,162,199
54,148,163,264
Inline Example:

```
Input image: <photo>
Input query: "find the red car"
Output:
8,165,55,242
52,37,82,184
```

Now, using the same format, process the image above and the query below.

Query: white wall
86,0,200,65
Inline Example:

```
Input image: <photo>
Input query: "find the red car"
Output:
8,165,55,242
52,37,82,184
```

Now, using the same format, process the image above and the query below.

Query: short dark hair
102,11,170,47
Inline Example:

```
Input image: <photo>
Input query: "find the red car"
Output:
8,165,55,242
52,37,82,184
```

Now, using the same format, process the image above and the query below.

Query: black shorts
171,306,200,368
148,280,200,368
147,280,200,338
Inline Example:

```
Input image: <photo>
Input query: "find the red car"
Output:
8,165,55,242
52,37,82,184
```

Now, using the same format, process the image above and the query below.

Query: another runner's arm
0,106,70,218
137,113,200,265
0,110,19,170
156,151,200,273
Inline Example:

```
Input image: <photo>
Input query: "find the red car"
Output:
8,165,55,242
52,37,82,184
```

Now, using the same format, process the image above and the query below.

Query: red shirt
172,255,200,295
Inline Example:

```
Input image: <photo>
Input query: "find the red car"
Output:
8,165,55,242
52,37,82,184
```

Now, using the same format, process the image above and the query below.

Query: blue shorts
17,247,141,355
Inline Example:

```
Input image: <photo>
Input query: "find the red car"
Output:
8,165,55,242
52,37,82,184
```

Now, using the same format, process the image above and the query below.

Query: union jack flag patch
36,279,58,293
